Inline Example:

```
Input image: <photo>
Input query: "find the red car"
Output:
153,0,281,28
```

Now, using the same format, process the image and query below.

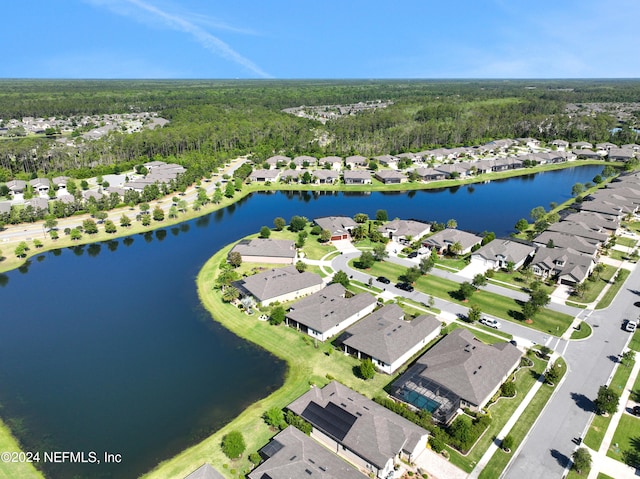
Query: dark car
395,282,414,292
408,251,419,258
633,405,640,416
376,276,391,284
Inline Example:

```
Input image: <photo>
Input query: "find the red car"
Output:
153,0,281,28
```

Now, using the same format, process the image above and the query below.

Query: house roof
314,216,357,236
345,155,368,165
423,229,483,251
250,169,281,180
471,239,536,264
375,170,406,180
231,238,296,259
397,329,521,406
249,426,366,479
531,246,595,283
413,167,446,179
184,463,226,479
579,199,626,217
25,197,49,210
563,211,620,232
378,219,431,239
343,307,441,365
286,283,377,334
343,170,371,181
287,381,428,470
236,266,323,303
0,202,11,215
6,179,26,190
319,156,343,164
266,155,291,164
313,170,340,180
547,221,610,243
533,231,599,256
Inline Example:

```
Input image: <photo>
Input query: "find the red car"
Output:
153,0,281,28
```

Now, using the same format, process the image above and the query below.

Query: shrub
501,381,516,397
221,431,246,459
502,434,514,451
429,435,445,453
249,452,261,465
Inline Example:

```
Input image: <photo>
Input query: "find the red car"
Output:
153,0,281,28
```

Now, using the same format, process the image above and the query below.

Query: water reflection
87,244,101,257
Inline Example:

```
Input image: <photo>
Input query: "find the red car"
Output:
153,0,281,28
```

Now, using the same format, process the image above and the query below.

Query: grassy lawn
596,269,631,309
596,473,615,479
0,420,44,479
606,414,640,463
478,357,567,479
489,270,554,295
607,249,636,262
266,226,336,261
629,328,640,353
568,265,617,304
570,322,593,340
442,322,512,344
584,358,636,450
625,222,640,235
143,244,406,479
435,255,469,271
616,237,637,248
357,260,573,336
567,466,591,478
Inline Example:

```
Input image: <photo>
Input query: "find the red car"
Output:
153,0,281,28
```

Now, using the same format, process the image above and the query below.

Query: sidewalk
587,356,640,479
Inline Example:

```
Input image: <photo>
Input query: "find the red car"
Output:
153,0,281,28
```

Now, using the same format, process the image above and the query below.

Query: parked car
624,320,637,333
632,405,640,416
480,317,501,329
408,251,419,258
395,282,414,292
376,276,391,284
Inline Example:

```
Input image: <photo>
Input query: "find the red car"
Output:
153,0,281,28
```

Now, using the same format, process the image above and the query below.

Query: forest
0,79,639,180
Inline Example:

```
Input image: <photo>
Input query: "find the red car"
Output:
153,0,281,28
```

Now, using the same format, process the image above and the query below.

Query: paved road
503,265,638,479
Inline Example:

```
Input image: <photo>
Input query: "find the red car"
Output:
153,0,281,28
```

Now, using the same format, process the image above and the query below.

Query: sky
2,0,639,79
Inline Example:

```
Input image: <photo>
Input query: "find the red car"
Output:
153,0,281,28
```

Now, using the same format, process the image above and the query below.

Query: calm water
0,164,603,478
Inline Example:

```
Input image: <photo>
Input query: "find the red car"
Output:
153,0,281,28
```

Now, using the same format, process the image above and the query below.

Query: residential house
285,283,377,342
378,219,431,243
533,231,600,257
551,139,570,150
374,155,398,169
486,139,517,152
341,305,441,374
579,199,626,218
314,216,357,241
0,202,11,216
345,155,369,169
608,148,636,161
374,170,407,184
249,169,281,182
547,221,611,243
52,176,70,191
596,142,618,152
435,163,470,179
6,179,26,194
313,170,340,184
470,239,536,270
319,156,343,171
390,329,521,424
573,149,602,160
622,144,640,151
563,211,620,235
249,426,367,479
572,141,593,149
229,238,297,264
234,265,324,306
530,246,595,285
24,197,49,211
287,381,429,479
413,167,446,181
293,155,317,168
423,229,483,255
343,170,372,185
29,178,50,196
184,463,226,479
266,155,291,169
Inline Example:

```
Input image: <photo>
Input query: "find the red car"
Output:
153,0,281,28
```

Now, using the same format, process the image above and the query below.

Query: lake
0,164,604,478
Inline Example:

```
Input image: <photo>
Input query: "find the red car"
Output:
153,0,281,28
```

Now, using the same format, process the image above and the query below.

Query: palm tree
449,241,463,257
222,286,240,303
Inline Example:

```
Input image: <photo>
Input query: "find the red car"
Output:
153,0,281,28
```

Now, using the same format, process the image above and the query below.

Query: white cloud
86,0,271,77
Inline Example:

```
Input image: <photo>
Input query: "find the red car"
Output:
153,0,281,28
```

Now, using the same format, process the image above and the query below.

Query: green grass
358,260,574,336
584,358,636,450
625,222,640,235
607,249,636,262
570,322,593,340
566,301,588,309
596,269,631,309
616,237,637,248
596,473,615,479
442,322,512,344
434,256,469,271
606,414,640,463
567,466,591,479
0,421,44,479
478,357,567,479
489,270,553,295
568,265,617,304
629,328,640,353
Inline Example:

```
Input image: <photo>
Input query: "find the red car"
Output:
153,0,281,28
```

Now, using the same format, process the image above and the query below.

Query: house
0,202,11,215
345,155,369,169
573,149,602,159
596,142,618,151
229,238,297,264
6,179,26,194
52,176,70,190
378,219,431,243
533,231,600,257
551,139,570,150
83,190,104,201
285,283,377,341
572,141,593,149
341,306,441,374
319,156,343,171
29,178,50,196
234,265,323,306
287,381,429,479
313,170,340,184
184,463,226,479
547,221,610,243
249,169,281,182
24,197,49,211
390,328,521,424
530,246,595,285
343,170,371,185
423,229,483,255
608,148,636,161
249,426,367,479
435,163,470,178
266,155,291,169
470,239,536,270
374,170,407,184
563,211,620,235
293,155,317,168
374,155,398,169
413,167,446,181
579,199,627,218
314,216,357,241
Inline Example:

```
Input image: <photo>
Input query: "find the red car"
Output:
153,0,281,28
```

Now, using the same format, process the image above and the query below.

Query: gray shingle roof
400,329,521,406
231,238,296,259
471,239,535,264
423,229,483,251
313,216,357,236
563,211,619,233
248,426,366,479
378,219,431,239
343,307,441,365
533,231,599,256
287,381,428,470
236,266,323,303
286,283,377,334
343,170,371,181
184,463,226,479
547,221,610,243
531,246,595,283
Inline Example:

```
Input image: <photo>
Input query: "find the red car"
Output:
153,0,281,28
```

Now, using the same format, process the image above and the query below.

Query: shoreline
0,159,609,275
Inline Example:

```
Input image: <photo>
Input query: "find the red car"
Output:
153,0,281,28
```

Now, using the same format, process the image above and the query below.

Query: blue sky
3,0,639,79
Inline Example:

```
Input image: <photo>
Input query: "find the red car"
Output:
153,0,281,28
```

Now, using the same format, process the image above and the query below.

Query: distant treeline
0,79,639,180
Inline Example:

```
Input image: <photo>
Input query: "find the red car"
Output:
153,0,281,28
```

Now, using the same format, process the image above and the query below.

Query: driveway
414,448,468,479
